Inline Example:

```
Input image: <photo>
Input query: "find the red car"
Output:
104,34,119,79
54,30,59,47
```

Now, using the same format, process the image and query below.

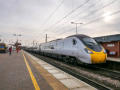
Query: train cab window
82,38,98,46
72,39,77,45
82,37,102,52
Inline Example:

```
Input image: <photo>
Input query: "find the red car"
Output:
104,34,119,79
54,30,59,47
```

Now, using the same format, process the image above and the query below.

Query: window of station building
107,44,115,47
109,51,116,55
72,39,77,45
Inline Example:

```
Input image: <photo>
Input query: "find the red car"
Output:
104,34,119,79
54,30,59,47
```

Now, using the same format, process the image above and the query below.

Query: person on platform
9,46,12,55
16,47,20,53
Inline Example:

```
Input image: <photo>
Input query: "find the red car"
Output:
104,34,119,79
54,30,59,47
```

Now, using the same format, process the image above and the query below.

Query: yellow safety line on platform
22,52,40,90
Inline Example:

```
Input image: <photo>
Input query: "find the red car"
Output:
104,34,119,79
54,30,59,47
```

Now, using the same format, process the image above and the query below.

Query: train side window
72,39,77,45
51,46,54,49
51,45,54,49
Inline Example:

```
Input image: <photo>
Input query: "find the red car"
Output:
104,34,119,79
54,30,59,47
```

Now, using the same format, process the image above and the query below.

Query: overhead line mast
45,34,47,43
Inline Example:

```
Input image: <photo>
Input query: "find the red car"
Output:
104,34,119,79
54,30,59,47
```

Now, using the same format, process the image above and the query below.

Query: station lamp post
71,22,83,34
0,35,1,42
13,34,22,42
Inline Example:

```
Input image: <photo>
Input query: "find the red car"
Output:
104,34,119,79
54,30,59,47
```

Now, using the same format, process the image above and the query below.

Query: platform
107,57,120,62
0,51,96,90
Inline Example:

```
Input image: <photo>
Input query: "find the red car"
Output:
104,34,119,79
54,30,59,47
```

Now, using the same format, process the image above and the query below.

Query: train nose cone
90,52,107,64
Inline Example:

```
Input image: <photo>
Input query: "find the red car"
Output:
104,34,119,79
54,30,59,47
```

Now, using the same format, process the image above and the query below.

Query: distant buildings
94,34,120,57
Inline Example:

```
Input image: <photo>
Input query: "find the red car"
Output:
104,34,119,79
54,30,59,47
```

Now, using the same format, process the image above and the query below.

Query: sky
0,0,120,46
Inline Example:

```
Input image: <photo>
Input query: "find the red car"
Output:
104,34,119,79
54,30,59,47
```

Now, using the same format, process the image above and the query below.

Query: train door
72,38,78,49
71,38,79,57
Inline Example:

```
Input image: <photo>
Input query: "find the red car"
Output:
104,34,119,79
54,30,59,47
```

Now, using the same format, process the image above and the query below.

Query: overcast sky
0,0,120,45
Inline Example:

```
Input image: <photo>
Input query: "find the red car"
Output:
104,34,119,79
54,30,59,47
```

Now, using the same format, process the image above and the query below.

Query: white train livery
35,34,107,64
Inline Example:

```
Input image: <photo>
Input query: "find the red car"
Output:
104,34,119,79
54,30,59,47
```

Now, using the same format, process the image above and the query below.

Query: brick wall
101,41,120,57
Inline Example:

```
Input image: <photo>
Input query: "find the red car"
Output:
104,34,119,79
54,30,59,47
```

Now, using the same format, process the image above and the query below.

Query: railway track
30,53,116,90
44,59,111,90
87,65,120,80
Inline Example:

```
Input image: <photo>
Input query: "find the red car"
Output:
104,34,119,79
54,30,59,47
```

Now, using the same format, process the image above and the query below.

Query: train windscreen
82,37,102,52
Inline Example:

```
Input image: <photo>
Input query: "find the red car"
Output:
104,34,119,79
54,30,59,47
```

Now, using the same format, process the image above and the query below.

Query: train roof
66,34,90,39
40,34,91,44
49,38,63,42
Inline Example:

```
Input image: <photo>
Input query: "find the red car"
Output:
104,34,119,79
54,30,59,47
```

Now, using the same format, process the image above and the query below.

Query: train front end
85,48,107,64
82,37,107,64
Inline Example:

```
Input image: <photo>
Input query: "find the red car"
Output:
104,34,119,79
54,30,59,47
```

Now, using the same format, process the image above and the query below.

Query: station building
94,34,120,57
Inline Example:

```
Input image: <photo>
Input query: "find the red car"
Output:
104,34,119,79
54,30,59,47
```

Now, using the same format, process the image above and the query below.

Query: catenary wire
46,0,117,34
57,9,120,37
42,0,64,27
52,0,118,34
43,0,90,32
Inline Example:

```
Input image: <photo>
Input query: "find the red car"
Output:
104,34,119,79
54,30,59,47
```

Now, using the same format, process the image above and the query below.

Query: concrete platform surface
0,50,97,90
25,51,97,90
0,51,68,90
107,57,120,62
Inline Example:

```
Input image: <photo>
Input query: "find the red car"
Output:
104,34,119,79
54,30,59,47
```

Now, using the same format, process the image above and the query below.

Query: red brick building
94,34,120,57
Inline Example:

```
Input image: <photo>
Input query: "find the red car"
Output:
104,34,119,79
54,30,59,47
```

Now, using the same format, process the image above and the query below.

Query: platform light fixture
71,22,83,34
13,34,22,42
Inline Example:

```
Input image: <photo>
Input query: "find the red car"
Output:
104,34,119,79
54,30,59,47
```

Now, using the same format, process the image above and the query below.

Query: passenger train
26,34,107,64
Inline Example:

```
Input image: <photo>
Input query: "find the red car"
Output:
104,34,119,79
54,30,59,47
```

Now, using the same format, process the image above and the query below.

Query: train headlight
84,48,93,54
103,49,106,53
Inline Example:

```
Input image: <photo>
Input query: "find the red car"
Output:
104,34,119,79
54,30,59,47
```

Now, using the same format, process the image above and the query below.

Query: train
25,34,107,64
0,43,7,53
